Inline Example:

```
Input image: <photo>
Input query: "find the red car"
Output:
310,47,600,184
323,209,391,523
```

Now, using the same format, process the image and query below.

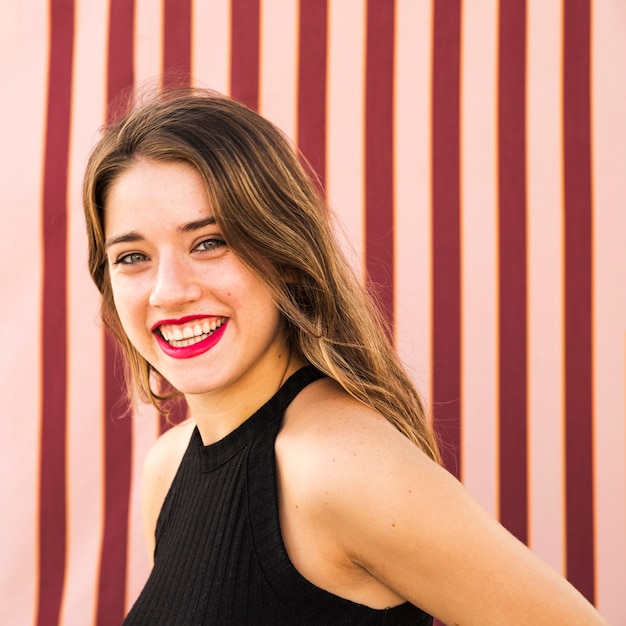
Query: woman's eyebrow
105,231,143,250
179,217,216,233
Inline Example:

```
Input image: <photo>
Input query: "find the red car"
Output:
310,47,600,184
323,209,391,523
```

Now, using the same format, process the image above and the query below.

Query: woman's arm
284,387,608,626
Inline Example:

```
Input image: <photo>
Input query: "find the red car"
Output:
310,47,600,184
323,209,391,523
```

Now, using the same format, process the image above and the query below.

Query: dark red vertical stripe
364,0,395,334
297,0,328,193
497,0,528,544
37,1,73,624
563,0,594,603
431,1,461,477
98,340,133,625
107,0,134,112
230,0,260,110
163,0,192,85
97,1,135,623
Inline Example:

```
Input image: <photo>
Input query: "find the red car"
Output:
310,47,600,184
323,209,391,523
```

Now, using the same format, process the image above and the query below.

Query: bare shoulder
278,376,435,494
142,418,196,563
143,417,196,484
277,376,439,541
281,376,404,443
276,377,427,607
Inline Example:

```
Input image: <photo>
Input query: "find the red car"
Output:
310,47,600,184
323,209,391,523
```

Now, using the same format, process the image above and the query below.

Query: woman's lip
150,314,214,332
155,319,228,360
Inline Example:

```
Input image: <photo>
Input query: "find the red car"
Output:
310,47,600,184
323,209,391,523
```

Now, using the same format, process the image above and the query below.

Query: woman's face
103,158,288,401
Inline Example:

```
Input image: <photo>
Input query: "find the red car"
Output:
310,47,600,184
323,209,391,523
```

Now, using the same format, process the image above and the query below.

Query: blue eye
195,238,226,252
114,252,148,265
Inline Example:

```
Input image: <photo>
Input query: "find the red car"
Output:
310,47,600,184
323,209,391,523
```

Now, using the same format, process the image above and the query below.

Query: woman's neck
185,351,306,445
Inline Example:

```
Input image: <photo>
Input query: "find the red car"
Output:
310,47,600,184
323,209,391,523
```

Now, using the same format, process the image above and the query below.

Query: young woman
83,90,607,625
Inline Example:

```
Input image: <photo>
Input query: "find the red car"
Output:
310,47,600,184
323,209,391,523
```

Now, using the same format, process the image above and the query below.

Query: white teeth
158,317,225,346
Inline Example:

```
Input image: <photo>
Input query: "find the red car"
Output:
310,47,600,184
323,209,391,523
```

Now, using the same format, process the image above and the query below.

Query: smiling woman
102,157,289,422
81,89,607,625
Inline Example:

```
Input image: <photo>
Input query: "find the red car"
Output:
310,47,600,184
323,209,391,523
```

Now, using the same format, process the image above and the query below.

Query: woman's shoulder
275,376,444,607
144,417,196,481
278,377,432,498
286,375,425,443
281,377,381,449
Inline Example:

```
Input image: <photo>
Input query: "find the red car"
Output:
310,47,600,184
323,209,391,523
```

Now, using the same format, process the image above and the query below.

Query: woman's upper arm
302,409,607,626
141,419,195,565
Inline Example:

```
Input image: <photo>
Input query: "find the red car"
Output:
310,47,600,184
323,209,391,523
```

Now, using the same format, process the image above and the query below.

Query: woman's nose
148,256,202,309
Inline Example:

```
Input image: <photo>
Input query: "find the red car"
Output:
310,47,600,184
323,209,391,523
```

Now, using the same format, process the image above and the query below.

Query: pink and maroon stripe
563,0,594,603
230,0,260,110
497,0,528,544
364,0,395,333
297,0,328,192
37,1,74,624
431,0,461,477
96,1,135,622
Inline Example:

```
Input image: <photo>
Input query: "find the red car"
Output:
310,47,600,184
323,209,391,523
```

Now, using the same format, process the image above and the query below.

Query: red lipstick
153,317,228,360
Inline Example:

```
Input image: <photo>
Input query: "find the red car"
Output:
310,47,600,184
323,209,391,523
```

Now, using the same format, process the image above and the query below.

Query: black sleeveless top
123,367,433,625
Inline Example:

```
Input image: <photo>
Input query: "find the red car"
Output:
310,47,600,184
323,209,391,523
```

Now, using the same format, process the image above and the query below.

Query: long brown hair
83,89,441,463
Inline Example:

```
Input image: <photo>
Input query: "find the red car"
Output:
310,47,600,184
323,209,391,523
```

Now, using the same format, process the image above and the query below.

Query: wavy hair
83,88,441,463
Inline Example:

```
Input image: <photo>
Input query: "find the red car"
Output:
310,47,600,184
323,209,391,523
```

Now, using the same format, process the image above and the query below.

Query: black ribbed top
123,367,433,625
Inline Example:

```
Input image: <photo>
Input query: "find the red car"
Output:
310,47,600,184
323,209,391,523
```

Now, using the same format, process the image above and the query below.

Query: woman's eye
195,238,226,253
113,252,148,265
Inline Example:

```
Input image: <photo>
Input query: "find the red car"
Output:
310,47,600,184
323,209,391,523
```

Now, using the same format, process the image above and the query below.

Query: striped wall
0,1,624,624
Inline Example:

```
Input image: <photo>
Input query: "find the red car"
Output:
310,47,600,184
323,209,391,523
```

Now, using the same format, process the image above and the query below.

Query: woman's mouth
153,317,228,359
157,317,227,348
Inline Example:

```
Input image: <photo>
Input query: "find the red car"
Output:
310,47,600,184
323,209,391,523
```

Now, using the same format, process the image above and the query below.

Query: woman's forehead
104,159,214,235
